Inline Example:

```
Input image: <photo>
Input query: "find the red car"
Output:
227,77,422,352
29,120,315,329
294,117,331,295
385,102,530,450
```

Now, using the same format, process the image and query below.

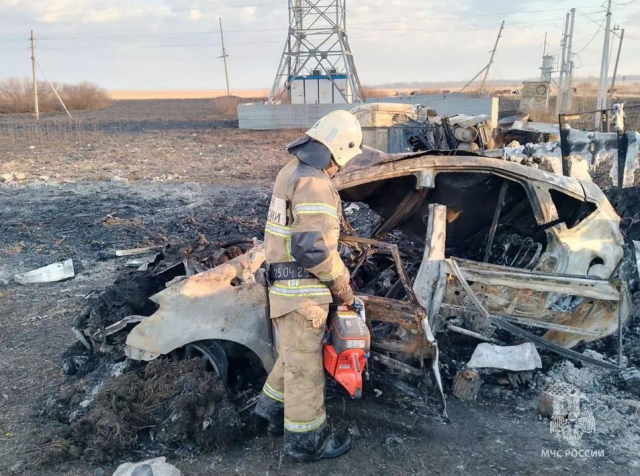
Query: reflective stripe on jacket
265,158,350,317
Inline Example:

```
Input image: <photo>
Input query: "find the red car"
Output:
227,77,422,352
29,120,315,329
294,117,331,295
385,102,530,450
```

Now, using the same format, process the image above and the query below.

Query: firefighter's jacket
265,158,350,318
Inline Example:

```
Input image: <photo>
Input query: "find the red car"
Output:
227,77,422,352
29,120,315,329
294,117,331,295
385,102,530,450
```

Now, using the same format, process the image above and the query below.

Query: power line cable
22,27,286,41
2,17,604,45
2,3,631,43
573,16,606,55
0,4,611,35
577,9,606,27
0,13,607,42
349,5,606,24
36,40,285,51
0,20,563,42
350,17,600,32
6,2,283,21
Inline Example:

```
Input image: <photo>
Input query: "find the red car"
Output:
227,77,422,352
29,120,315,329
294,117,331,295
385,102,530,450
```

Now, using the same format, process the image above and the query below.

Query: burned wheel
171,340,229,384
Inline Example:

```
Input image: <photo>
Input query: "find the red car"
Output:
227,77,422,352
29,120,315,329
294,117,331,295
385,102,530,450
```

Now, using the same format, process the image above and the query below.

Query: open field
106,88,402,100
1,99,639,475
0,99,299,184
105,84,640,102
108,89,270,100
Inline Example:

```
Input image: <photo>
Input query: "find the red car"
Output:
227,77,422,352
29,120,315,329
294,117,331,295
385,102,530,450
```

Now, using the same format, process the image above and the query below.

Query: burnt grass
1,99,640,475
0,99,299,185
0,180,271,473
38,359,243,465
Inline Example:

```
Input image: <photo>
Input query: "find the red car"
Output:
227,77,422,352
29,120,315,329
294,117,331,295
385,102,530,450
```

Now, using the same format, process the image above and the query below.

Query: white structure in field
269,0,364,105
290,74,352,105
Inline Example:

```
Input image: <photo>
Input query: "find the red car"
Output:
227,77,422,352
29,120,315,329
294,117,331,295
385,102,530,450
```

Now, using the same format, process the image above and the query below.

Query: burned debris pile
337,162,638,405
38,359,243,465
35,238,263,467
30,160,640,468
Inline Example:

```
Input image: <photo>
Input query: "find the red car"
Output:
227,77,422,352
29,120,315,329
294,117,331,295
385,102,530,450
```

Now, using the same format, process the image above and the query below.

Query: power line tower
268,0,364,104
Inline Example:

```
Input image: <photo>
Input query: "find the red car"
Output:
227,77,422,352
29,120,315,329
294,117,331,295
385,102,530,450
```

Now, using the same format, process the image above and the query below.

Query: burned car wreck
73,146,631,408
335,147,629,352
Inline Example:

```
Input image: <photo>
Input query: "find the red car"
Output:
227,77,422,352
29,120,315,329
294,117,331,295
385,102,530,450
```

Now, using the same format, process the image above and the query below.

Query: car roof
334,146,600,204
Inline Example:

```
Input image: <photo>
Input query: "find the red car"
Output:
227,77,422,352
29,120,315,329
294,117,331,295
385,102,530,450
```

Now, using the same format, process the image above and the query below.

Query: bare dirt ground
0,99,299,185
1,100,639,475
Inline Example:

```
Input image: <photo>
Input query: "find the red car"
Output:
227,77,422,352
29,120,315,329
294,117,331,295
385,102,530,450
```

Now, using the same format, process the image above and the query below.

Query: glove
331,281,354,306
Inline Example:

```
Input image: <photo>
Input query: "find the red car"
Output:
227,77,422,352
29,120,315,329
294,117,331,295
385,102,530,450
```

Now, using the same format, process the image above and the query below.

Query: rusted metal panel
443,259,627,366
450,259,621,301
370,351,423,376
438,259,627,348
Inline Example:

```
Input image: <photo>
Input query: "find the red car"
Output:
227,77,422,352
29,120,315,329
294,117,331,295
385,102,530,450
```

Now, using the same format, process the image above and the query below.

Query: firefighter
255,110,363,462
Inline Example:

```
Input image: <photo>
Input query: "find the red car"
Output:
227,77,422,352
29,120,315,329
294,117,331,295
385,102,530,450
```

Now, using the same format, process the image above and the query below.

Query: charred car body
75,146,630,401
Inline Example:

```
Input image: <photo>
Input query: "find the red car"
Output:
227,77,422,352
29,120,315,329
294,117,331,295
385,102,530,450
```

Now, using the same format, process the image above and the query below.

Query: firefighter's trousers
262,304,329,433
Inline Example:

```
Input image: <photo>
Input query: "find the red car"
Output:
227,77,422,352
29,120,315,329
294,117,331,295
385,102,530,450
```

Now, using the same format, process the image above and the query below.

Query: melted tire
182,340,229,384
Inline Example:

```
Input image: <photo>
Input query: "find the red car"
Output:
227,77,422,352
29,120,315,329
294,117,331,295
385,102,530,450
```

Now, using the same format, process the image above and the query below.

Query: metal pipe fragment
446,324,502,345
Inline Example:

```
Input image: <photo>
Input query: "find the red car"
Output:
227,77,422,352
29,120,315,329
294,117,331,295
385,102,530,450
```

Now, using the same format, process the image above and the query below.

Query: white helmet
305,110,363,167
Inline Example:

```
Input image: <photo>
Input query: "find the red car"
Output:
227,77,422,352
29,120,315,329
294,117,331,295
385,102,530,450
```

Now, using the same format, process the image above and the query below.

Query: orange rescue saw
323,303,370,398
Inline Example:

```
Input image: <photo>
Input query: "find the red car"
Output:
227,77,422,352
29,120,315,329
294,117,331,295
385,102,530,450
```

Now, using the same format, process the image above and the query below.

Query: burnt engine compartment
339,172,551,391
341,171,547,289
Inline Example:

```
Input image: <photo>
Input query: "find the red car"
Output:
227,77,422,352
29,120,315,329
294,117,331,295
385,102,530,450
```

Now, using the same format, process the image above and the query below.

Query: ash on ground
37,359,248,466
540,350,640,457
26,203,267,468
17,186,640,470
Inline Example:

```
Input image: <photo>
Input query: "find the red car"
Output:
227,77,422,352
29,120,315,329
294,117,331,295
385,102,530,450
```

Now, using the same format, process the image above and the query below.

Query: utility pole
596,0,613,128
556,13,569,114
540,33,555,110
540,32,552,82
479,20,505,93
563,8,576,113
218,17,230,96
30,30,39,120
556,9,575,114
460,20,505,94
609,27,624,105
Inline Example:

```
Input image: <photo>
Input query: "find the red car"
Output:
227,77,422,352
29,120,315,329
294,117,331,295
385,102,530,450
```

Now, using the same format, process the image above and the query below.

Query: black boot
285,425,352,462
254,393,284,437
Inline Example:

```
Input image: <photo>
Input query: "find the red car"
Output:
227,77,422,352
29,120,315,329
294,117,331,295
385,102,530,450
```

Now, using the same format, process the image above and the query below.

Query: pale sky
1,0,639,90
